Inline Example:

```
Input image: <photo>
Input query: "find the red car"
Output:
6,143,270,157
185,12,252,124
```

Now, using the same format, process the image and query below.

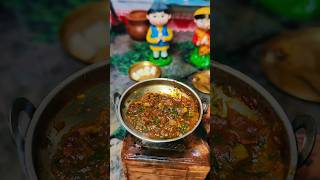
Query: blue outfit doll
146,1,173,65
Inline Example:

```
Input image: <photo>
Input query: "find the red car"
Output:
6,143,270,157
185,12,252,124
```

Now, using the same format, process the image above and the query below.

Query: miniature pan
113,78,209,143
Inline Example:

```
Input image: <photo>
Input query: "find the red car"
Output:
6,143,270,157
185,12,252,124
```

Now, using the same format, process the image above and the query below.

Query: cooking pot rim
213,63,298,179
24,61,108,179
116,78,204,143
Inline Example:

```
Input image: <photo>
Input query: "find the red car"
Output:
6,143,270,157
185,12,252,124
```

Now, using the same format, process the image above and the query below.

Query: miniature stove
121,133,211,180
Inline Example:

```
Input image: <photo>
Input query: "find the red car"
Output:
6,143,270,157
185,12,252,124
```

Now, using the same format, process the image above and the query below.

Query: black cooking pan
9,61,109,179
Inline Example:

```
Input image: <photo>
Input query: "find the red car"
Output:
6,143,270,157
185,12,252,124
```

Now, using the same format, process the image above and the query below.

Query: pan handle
9,98,36,148
201,97,209,114
9,98,36,179
111,92,127,140
292,115,317,167
113,92,121,116
113,92,121,109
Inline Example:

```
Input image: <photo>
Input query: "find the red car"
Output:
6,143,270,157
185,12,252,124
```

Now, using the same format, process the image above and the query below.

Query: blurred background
0,0,106,179
215,0,320,128
215,0,320,178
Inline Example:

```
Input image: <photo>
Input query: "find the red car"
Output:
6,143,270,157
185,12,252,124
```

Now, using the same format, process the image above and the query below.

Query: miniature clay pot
126,10,149,41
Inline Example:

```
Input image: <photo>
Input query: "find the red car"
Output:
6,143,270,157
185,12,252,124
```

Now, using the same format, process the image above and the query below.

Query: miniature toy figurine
190,6,210,69
146,1,173,66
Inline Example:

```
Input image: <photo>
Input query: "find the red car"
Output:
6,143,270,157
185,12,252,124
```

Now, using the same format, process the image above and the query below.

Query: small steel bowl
128,61,162,81
113,78,208,143
192,70,210,94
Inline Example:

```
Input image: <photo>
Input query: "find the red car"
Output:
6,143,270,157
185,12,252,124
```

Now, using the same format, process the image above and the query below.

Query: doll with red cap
190,7,210,69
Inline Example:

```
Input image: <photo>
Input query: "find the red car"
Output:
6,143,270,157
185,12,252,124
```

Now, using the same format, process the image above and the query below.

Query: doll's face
147,12,171,26
194,15,210,31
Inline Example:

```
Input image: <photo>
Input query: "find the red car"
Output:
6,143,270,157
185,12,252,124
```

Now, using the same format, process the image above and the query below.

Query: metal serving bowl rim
116,78,204,143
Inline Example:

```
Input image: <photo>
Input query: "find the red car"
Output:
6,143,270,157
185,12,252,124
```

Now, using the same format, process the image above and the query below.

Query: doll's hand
158,34,163,41
201,37,209,45
196,41,201,46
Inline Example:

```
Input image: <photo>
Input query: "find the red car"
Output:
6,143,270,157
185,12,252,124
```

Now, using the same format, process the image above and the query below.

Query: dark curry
51,109,108,180
211,87,289,179
50,83,109,180
126,92,199,139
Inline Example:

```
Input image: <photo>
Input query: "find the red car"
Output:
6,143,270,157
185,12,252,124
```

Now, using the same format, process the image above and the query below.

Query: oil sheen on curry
51,111,108,180
211,86,289,179
49,84,109,180
126,92,199,139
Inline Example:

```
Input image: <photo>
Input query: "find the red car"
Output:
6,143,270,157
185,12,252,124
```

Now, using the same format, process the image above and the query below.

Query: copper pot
126,10,149,41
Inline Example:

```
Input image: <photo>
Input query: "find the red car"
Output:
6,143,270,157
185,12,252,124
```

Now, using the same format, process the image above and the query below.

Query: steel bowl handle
199,97,210,135
111,92,127,140
292,115,317,167
201,97,209,114
113,92,121,111
9,98,36,148
9,98,36,179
